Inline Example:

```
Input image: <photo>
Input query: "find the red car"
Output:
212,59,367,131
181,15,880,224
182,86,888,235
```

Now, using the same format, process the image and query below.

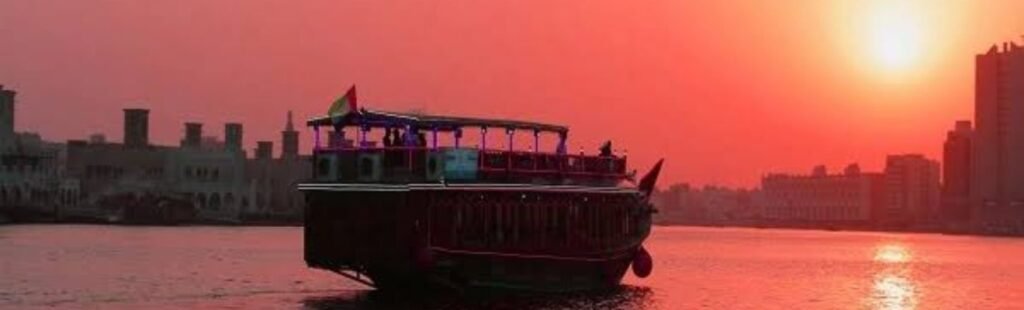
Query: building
943,121,972,222
883,154,940,225
167,143,247,223
761,164,884,224
973,41,1024,228
65,110,256,223
65,110,171,218
244,112,310,221
123,109,150,149
0,86,63,219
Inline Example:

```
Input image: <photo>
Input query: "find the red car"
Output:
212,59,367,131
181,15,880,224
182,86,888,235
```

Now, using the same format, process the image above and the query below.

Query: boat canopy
306,108,569,134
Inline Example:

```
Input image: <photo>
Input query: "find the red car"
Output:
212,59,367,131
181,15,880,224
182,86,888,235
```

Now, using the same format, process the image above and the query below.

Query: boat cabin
306,108,628,185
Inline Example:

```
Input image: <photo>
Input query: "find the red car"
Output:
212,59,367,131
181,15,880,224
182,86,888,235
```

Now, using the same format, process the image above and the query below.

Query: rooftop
306,108,568,134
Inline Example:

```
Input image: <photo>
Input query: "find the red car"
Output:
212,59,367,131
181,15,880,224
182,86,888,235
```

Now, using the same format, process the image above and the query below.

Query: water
2,225,1023,309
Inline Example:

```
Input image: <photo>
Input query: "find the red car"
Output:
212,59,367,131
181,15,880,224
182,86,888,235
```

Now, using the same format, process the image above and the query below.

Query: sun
864,1,929,73
867,4,923,72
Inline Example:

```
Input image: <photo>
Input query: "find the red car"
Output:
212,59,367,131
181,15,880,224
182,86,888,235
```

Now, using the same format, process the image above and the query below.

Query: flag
328,85,358,117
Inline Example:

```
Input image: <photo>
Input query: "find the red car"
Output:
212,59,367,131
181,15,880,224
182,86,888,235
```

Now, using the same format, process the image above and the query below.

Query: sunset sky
2,1,1024,187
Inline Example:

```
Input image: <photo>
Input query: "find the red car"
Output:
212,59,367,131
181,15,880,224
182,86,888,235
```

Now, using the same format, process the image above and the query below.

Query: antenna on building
286,110,294,132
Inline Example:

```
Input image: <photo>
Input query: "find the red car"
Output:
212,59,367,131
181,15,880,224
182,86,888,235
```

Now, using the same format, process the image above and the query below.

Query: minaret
281,111,299,159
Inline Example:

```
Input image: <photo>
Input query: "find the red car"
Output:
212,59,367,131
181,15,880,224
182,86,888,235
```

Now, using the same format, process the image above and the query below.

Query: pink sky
2,1,1024,187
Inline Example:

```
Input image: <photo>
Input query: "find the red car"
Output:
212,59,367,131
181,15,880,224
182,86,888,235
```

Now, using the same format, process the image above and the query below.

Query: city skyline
6,1,1024,187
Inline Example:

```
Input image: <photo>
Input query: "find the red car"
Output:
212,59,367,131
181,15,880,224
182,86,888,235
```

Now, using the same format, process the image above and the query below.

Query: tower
1,85,16,141
281,111,299,159
225,123,243,152
182,122,203,148
123,108,150,148
255,141,274,160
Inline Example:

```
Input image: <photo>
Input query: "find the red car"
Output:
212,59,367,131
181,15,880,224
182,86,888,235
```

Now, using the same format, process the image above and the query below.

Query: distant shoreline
653,222,1024,238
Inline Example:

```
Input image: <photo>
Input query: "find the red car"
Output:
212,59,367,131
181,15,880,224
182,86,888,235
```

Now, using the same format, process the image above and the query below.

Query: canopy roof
307,108,569,134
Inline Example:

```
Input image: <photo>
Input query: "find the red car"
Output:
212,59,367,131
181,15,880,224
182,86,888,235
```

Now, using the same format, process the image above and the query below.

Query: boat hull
300,183,652,292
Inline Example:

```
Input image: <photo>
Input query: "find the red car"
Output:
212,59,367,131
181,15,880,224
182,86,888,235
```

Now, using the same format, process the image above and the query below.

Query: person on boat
417,133,427,147
600,140,613,157
383,127,394,147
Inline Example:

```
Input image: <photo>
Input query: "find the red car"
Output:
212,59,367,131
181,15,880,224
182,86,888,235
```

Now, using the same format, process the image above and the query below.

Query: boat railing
478,150,626,177
313,146,626,183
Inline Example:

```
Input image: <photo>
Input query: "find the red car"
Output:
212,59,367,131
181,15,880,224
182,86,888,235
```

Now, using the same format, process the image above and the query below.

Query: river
1,225,1022,309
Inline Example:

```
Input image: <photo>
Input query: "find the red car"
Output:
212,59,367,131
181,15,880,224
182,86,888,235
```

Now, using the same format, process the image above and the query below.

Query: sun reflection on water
874,244,912,264
872,274,917,310
870,243,917,310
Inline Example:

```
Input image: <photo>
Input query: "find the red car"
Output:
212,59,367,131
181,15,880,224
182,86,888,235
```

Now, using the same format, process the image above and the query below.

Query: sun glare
867,4,923,72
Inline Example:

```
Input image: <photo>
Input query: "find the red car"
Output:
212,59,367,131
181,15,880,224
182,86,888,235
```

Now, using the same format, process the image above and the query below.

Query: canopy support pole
454,127,463,148
432,127,438,150
507,128,514,152
313,126,321,151
481,127,488,151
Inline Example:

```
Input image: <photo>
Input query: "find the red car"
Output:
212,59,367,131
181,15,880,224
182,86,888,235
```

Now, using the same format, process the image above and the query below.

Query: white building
761,165,884,223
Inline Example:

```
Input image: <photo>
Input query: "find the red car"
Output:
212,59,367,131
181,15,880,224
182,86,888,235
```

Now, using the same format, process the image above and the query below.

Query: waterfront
2,225,1023,309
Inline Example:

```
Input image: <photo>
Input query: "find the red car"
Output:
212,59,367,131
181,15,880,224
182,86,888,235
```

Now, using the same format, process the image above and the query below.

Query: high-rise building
0,85,16,143
182,123,203,148
943,121,972,222
884,154,940,224
123,109,150,148
225,123,243,152
281,111,299,159
973,41,1024,226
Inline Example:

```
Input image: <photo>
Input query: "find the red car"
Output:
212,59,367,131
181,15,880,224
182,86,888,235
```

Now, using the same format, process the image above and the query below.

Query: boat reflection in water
870,243,917,310
302,285,655,309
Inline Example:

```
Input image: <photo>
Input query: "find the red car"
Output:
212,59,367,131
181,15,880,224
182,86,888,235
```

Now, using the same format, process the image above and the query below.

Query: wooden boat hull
300,183,653,292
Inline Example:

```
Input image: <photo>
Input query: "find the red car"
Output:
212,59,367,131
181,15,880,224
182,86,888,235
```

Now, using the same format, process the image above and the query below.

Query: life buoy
632,245,653,278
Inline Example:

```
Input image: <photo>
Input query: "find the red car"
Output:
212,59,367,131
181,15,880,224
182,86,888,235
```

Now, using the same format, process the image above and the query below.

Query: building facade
761,165,884,224
973,42,1024,228
0,86,63,219
883,154,940,225
943,121,972,222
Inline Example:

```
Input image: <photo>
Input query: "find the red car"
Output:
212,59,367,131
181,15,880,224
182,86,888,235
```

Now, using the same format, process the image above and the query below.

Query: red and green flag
328,85,358,117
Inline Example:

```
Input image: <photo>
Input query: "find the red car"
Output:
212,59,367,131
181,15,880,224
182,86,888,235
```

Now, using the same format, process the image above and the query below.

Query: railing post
481,127,488,151
506,128,514,172
432,127,438,150
313,125,321,151
454,127,463,148
533,129,540,153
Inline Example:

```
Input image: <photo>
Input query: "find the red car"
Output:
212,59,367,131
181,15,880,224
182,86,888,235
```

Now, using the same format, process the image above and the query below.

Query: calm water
1,225,1023,309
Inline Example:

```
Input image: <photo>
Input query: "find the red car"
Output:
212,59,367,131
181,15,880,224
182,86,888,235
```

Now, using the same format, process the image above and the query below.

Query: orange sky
2,1,1024,187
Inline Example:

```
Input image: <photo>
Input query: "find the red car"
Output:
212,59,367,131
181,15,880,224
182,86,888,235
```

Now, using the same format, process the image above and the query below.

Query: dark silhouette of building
255,141,273,160
182,123,203,148
973,41,1024,229
281,111,299,159
0,85,16,143
225,123,243,152
883,154,940,225
122,109,149,148
943,121,972,223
